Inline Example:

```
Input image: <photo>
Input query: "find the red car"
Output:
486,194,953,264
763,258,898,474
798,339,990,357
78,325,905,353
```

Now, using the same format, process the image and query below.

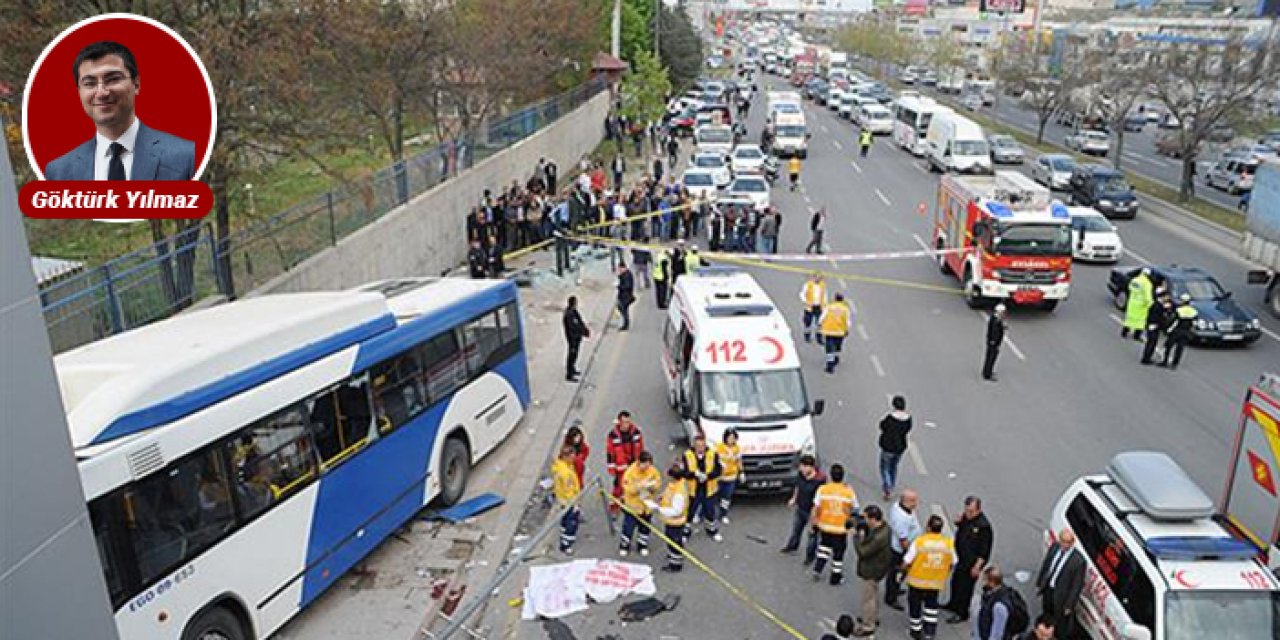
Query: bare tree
1149,26,1279,201
991,35,1095,144
1095,40,1158,171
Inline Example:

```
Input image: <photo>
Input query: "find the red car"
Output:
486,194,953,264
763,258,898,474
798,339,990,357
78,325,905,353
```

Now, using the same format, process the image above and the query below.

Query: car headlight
1195,319,1211,330
1249,318,1261,329
801,436,817,458
1099,199,1114,207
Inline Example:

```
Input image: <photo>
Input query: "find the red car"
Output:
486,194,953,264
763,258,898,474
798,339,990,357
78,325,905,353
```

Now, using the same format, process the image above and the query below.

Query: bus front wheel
439,436,471,507
182,606,246,640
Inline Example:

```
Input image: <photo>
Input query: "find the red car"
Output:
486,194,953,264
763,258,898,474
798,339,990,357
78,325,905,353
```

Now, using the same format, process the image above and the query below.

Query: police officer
467,240,488,278
819,293,853,374
1121,268,1154,341
859,127,873,158
982,304,1007,382
685,244,705,273
652,248,671,309
800,273,827,344
1141,291,1173,365
1161,293,1198,369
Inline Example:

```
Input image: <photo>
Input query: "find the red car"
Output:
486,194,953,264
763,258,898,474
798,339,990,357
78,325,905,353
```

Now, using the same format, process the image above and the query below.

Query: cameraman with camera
853,504,892,637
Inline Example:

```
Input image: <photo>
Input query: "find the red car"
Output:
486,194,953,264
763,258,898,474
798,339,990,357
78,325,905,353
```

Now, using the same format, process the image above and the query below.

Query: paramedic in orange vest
819,292,853,374
619,451,662,557
657,461,692,572
683,433,724,541
799,272,827,344
903,514,958,640
810,463,859,585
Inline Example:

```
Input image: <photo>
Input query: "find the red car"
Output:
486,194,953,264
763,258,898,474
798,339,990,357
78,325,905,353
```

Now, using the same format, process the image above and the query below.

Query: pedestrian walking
971,566,1030,640
666,135,680,170
632,247,652,290
563,425,590,487
759,207,779,254
1141,290,1172,365
1035,529,1084,638
1161,293,1198,369
878,395,913,500
653,247,672,309
652,156,664,184
821,615,856,640
788,155,803,191
619,451,661,557
904,515,957,640
800,272,827,343
942,496,994,624
806,207,826,254
545,159,558,195
467,240,488,278
683,434,724,541
658,461,691,572
714,429,744,524
551,444,582,555
1121,268,1154,341
616,264,635,331
605,411,645,517
885,489,923,611
981,304,1007,382
610,153,626,193
819,293,853,374
563,295,590,382
811,463,858,585
781,454,826,560
859,127,873,157
853,504,893,636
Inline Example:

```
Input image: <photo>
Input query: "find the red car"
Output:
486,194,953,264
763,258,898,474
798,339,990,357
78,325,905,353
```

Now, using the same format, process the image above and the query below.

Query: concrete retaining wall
251,91,610,295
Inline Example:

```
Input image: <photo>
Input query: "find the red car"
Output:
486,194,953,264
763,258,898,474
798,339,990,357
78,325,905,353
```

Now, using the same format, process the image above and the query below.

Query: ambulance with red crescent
1221,372,1280,573
662,267,825,492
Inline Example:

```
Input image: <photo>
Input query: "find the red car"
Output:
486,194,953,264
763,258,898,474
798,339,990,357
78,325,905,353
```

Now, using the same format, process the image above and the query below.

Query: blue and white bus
62,278,529,640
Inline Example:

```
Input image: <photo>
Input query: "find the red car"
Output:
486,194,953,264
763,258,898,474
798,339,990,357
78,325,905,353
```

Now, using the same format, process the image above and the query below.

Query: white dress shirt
94,117,140,180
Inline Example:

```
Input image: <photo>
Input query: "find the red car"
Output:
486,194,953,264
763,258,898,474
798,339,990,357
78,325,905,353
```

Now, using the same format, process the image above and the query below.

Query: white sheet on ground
521,559,656,620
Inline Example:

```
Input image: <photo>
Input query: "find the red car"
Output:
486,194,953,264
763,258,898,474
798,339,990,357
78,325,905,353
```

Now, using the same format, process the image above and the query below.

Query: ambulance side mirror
812,399,826,416
1121,624,1151,640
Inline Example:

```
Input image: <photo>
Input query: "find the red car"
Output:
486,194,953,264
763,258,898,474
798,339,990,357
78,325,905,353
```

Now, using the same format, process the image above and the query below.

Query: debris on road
617,594,680,622
422,493,505,523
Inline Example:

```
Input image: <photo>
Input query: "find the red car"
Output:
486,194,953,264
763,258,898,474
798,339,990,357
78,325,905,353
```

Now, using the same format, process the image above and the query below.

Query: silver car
987,135,1024,164
1032,154,1077,190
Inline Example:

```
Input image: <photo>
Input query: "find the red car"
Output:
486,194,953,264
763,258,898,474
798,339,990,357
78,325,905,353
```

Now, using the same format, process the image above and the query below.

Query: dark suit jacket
45,122,196,180
1036,544,1086,613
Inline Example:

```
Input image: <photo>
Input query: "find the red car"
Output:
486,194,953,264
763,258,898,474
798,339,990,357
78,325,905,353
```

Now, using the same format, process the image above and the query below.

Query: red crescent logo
760,337,785,364
1173,569,1199,589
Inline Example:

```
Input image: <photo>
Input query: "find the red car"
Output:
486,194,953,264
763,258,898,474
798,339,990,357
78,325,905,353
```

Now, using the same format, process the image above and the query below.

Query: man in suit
1036,529,1085,638
562,295,590,382
44,40,195,181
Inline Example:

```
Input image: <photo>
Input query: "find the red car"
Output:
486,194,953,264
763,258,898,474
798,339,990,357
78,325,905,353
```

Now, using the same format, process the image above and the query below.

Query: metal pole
612,0,622,57
655,0,661,57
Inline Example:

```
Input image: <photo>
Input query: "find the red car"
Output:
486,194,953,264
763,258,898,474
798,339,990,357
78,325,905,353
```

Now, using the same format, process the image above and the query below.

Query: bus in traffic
66,278,528,640
892,95,947,157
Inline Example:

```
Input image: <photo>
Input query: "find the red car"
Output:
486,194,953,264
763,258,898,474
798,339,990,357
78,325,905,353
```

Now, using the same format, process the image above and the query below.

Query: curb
1136,192,1242,253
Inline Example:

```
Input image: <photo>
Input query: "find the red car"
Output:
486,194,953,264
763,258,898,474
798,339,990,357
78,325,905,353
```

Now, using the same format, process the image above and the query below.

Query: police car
1047,452,1279,640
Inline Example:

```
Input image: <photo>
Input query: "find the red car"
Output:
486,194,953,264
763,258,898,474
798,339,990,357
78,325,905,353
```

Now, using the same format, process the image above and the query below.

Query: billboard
980,0,1026,12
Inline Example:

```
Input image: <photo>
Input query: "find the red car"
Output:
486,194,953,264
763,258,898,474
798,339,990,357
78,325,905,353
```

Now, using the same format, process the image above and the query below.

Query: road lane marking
1108,313,1124,326
977,310,1027,361
1260,325,1280,344
875,189,891,207
850,160,863,173
857,324,870,341
833,139,843,150
821,124,829,133
804,194,812,204
908,441,929,476
870,354,886,377
1123,248,1152,265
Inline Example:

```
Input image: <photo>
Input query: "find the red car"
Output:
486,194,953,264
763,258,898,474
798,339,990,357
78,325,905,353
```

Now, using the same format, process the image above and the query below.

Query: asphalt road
515,76,1280,640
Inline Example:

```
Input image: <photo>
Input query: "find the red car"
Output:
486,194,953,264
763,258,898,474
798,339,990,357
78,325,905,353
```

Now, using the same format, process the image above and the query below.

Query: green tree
619,50,672,125
658,5,702,90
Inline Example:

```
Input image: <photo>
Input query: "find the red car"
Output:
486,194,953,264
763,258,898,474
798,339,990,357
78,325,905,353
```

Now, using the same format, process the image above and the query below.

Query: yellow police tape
599,488,811,640
567,233,964,296
500,200,700,262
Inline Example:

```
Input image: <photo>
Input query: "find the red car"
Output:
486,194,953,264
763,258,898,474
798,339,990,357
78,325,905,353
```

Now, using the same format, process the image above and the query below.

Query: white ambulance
1047,451,1280,640
662,268,824,491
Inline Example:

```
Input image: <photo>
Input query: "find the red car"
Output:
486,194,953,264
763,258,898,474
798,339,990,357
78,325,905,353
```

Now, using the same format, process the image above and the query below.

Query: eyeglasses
79,73,132,91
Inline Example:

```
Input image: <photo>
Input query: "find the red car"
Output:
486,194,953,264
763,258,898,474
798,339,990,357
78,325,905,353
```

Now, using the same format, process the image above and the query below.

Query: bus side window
372,352,426,433
462,312,504,375
423,330,467,403
230,405,316,518
309,378,375,470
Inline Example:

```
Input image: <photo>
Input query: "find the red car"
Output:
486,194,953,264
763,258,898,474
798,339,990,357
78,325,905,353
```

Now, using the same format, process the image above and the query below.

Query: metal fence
41,79,606,353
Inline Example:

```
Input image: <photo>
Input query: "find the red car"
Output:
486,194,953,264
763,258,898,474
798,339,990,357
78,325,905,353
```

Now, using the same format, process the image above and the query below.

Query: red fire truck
1222,372,1280,573
933,171,1074,310
790,48,816,87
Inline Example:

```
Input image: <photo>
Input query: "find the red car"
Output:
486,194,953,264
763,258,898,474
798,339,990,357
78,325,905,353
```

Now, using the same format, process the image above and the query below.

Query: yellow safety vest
1176,304,1198,320
715,441,742,478
819,301,851,337
551,458,581,507
659,478,690,526
860,129,873,146
685,252,704,271
812,482,857,534
622,462,662,515
802,280,827,307
652,251,670,282
684,448,720,496
905,533,956,591
788,157,802,174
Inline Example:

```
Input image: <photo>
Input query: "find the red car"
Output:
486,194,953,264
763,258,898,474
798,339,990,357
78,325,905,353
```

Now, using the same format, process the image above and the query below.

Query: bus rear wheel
183,606,246,640
439,436,471,507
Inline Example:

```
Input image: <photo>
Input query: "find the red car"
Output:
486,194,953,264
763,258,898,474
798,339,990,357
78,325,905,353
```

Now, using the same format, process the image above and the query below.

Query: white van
663,268,824,491
694,124,735,157
925,111,992,174
772,109,809,158
1047,452,1280,640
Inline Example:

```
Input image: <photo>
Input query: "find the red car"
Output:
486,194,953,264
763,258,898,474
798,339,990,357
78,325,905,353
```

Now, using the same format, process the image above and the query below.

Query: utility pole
655,0,661,57
612,0,621,58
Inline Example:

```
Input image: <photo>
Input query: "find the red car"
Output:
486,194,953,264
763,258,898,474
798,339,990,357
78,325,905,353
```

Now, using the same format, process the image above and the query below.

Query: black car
1068,165,1139,219
1106,266,1262,345
805,78,828,101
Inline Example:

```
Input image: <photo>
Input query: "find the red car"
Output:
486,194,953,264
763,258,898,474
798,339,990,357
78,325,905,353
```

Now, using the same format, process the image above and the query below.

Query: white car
682,169,720,201
730,144,767,175
1065,130,1111,156
694,124,735,157
1032,154,1077,190
827,87,845,111
727,175,770,210
1068,207,1123,263
857,105,893,135
688,152,732,188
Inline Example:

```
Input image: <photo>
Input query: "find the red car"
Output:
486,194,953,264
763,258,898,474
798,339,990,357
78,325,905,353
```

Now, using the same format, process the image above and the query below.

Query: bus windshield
993,223,1072,256
700,369,808,423
1165,591,1280,640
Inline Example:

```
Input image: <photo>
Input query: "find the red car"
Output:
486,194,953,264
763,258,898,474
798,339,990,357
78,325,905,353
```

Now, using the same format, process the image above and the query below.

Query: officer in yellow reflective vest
859,127,874,158
685,244,705,273
551,444,583,554
819,292,853,374
653,248,671,309
810,463,859,585
657,462,691,572
1161,293,1199,370
903,515,958,640
799,272,827,344
684,433,723,541
619,451,661,557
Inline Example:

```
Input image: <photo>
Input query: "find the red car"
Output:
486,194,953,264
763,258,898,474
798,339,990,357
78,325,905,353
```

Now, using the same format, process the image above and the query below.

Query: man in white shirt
885,489,923,610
